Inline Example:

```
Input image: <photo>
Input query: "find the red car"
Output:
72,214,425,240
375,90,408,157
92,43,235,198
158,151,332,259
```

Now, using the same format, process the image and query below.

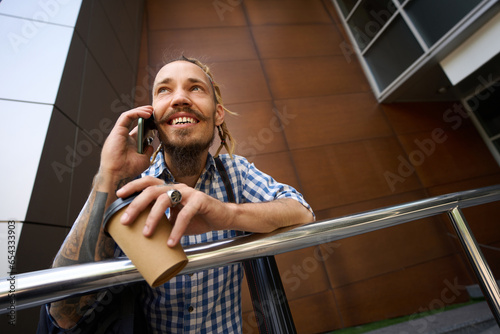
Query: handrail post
243,256,296,333
448,206,500,326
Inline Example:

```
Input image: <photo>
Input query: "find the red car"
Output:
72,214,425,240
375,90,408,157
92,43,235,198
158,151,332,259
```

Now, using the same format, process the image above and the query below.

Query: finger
113,106,153,133
167,202,198,247
142,192,171,236
119,184,167,225
116,176,164,198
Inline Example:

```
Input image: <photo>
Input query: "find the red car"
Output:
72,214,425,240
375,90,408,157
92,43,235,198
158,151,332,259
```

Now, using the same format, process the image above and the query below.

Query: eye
191,85,203,92
157,87,168,94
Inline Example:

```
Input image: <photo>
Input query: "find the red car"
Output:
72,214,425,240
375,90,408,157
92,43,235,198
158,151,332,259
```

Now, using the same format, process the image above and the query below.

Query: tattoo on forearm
50,293,96,328
50,179,117,327
53,190,113,268
79,191,107,261
97,232,116,260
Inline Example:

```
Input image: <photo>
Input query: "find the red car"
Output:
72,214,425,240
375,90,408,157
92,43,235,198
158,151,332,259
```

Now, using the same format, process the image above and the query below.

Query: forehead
154,61,209,86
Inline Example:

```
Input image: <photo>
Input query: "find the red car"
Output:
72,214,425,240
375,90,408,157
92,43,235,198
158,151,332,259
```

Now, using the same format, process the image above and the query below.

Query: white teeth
172,117,196,125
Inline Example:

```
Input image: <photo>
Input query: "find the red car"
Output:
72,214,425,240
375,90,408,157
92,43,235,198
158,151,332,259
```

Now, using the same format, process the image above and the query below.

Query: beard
162,133,215,178
159,124,216,178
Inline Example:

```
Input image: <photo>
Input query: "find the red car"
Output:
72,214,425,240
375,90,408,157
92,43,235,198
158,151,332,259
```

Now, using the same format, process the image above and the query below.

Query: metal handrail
1,184,500,325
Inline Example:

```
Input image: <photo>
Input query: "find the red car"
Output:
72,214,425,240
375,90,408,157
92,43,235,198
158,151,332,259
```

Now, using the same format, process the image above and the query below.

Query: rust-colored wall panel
428,173,500,196
146,0,246,30
149,27,258,64
252,24,344,59
211,101,289,158
398,125,500,188
241,275,252,314
211,60,272,104
245,0,331,25
276,93,392,150
314,189,429,221
275,246,332,301
382,101,461,135
288,290,342,333
292,138,422,211
322,217,458,288
242,310,259,334
263,56,371,100
335,255,473,327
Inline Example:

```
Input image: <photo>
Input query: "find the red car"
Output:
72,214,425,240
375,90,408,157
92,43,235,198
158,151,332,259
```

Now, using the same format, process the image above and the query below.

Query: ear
215,104,225,126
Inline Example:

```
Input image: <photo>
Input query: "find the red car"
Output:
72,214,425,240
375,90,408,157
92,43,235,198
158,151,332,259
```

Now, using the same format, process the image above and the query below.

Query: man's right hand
96,106,155,195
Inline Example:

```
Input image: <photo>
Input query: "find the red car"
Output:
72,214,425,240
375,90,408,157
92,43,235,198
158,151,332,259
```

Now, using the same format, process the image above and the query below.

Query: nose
170,90,192,108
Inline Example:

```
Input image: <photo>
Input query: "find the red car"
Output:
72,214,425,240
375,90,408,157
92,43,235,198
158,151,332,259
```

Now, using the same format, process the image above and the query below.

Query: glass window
347,0,397,50
336,0,359,18
364,15,424,91
405,0,483,47
467,83,500,138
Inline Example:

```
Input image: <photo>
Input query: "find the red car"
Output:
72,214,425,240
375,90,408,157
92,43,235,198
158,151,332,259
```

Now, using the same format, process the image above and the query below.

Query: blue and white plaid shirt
131,152,312,333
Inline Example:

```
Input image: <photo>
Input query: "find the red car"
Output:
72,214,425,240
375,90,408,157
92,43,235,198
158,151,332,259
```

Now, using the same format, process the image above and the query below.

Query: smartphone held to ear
137,115,156,153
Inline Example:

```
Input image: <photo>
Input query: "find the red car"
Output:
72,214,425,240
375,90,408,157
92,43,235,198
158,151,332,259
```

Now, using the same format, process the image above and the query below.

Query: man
40,56,314,333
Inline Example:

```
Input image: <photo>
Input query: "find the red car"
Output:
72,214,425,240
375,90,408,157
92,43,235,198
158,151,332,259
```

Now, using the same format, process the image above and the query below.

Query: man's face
152,61,224,149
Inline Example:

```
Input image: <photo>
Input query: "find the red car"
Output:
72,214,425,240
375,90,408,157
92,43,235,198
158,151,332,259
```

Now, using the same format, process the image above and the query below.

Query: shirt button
188,306,194,313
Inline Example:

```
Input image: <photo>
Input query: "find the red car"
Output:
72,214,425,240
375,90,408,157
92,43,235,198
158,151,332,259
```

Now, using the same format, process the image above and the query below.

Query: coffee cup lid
102,192,140,235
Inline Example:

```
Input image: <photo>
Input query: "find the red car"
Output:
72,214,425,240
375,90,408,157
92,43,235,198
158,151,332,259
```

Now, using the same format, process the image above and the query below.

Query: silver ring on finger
167,189,182,207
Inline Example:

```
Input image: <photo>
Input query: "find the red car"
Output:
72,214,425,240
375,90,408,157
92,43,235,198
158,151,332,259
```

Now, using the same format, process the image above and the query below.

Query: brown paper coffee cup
103,195,188,287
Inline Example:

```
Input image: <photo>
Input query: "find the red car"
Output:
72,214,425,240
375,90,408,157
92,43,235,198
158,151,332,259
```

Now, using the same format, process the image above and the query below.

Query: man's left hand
115,176,234,246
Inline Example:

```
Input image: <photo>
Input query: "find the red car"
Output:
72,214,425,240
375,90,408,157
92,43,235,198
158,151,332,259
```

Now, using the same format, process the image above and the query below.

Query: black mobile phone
137,114,156,153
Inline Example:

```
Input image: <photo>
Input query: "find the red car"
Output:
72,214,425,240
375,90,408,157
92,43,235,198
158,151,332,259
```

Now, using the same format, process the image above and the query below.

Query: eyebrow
153,77,210,92
153,78,171,93
155,77,208,86
188,77,208,85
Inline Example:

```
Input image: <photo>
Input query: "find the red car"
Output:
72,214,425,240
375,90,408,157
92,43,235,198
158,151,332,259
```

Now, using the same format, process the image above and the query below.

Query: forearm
228,198,314,233
50,173,124,328
52,173,119,267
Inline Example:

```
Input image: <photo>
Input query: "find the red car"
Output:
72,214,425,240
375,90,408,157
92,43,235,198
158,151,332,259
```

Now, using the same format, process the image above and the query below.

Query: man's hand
116,177,233,246
116,176,314,247
97,106,155,193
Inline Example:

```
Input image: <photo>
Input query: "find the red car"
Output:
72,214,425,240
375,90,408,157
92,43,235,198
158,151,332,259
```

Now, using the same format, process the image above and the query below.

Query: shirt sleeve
38,303,90,333
234,156,315,218
38,289,113,334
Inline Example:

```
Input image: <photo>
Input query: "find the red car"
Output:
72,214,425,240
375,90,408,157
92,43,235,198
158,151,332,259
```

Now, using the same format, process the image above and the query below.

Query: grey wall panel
74,0,95,42
100,0,142,69
76,52,124,131
66,52,123,223
25,109,77,227
85,1,136,99
16,223,68,273
54,32,87,123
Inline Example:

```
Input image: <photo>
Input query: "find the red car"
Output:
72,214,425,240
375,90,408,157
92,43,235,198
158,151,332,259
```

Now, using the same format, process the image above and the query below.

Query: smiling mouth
169,116,199,125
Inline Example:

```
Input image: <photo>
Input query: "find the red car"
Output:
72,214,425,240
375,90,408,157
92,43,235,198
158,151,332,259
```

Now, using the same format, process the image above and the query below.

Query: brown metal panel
252,24,344,59
275,93,392,150
262,56,371,100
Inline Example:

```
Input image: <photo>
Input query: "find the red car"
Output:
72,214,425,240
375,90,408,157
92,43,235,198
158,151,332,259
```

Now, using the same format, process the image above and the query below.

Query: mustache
157,107,208,124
